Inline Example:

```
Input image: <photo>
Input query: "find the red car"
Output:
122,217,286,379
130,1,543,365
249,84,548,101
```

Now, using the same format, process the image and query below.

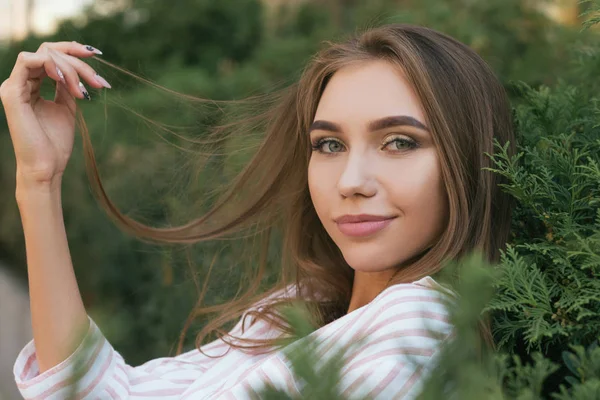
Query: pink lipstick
334,214,397,237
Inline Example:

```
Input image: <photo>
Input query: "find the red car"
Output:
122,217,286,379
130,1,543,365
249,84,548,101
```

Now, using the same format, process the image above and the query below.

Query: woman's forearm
16,180,89,374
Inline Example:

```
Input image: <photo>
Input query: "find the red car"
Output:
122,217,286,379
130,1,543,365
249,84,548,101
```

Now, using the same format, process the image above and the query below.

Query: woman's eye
383,137,418,151
312,139,345,154
311,136,418,154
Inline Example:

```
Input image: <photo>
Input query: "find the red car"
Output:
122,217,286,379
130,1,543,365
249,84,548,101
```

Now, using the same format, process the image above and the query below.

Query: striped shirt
13,276,455,399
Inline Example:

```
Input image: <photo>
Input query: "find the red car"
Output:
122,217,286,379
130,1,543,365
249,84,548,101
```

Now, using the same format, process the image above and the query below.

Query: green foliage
581,0,600,30
554,342,600,399
484,78,600,353
486,245,565,350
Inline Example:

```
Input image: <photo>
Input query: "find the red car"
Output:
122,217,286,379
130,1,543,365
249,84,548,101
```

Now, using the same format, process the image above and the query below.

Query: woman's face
308,60,448,278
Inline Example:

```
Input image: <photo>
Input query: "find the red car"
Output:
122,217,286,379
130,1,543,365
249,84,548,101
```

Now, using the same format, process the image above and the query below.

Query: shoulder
228,283,299,339
360,276,456,343
250,283,299,310
329,277,456,399
373,275,456,311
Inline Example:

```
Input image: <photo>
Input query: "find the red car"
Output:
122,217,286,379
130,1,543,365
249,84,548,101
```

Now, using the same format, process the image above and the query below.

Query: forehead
314,60,426,126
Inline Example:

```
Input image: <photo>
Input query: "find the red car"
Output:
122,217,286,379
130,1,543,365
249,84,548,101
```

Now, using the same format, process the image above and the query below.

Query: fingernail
94,74,111,89
85,45,103,55
56,67,66,84
79,81,91,100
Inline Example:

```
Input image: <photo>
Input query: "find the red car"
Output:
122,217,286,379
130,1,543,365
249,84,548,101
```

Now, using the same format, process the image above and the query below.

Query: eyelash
310,136,419,155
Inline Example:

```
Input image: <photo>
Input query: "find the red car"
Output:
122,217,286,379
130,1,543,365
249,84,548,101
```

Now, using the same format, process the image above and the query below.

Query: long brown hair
79,23,515,355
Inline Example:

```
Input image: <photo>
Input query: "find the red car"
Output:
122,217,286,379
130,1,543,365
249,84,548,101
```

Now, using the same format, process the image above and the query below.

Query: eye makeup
310,134,420,155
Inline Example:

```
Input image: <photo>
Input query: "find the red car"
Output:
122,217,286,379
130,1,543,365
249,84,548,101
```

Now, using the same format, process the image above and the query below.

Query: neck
346,270,396,314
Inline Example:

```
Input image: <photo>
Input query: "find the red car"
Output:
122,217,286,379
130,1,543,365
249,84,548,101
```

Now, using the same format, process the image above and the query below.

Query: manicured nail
79,82,91,100
94,74,111,89
56,67,66,84
85,45,103,55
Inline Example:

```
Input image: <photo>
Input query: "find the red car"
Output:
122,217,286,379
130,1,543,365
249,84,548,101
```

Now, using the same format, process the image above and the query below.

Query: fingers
57,52,111,90
3,41,110,104
50,50,113,102
54,78,77,112
1,52,62,107
37,41,103,58
8,51,59,83
48,53,85,100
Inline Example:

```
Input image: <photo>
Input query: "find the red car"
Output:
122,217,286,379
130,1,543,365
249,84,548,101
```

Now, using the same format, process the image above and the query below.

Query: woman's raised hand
0,41,111,190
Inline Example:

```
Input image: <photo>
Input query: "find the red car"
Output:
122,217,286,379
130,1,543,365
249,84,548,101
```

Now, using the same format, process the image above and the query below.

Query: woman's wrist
15,173,63,207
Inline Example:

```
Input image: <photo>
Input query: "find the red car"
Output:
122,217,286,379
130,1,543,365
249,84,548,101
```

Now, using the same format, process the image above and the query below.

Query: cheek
308,159,335,217
386,151,447,234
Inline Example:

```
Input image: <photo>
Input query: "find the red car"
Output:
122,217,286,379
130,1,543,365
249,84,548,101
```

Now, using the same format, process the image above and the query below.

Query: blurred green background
0,0,598,398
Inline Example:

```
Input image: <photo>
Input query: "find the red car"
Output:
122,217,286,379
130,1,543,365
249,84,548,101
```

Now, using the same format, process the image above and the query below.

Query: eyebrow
308,115,429,134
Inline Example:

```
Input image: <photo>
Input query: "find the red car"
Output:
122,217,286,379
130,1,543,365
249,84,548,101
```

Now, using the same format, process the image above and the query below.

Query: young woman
2,23,515,399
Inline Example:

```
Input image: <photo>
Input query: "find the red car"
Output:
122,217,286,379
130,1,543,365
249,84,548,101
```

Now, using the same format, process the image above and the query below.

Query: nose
337,151,377,198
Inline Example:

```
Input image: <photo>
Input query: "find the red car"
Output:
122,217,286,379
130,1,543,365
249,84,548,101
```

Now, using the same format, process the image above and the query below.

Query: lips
334,214,397,237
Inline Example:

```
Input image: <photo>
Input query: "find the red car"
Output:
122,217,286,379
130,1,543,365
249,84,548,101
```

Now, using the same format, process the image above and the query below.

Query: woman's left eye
383,137,418,151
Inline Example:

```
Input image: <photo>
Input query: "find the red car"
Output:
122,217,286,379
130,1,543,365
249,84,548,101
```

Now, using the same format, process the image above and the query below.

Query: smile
336,217,396,237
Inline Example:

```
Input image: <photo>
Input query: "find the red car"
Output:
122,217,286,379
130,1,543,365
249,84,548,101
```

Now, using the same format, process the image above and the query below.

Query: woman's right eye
311,138,345,154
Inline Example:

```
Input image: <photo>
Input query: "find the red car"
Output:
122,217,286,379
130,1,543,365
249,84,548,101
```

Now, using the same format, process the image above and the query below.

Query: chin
338,243,401,273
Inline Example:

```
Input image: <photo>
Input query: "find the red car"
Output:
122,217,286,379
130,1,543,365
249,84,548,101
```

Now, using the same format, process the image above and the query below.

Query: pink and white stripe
14,276,455,399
